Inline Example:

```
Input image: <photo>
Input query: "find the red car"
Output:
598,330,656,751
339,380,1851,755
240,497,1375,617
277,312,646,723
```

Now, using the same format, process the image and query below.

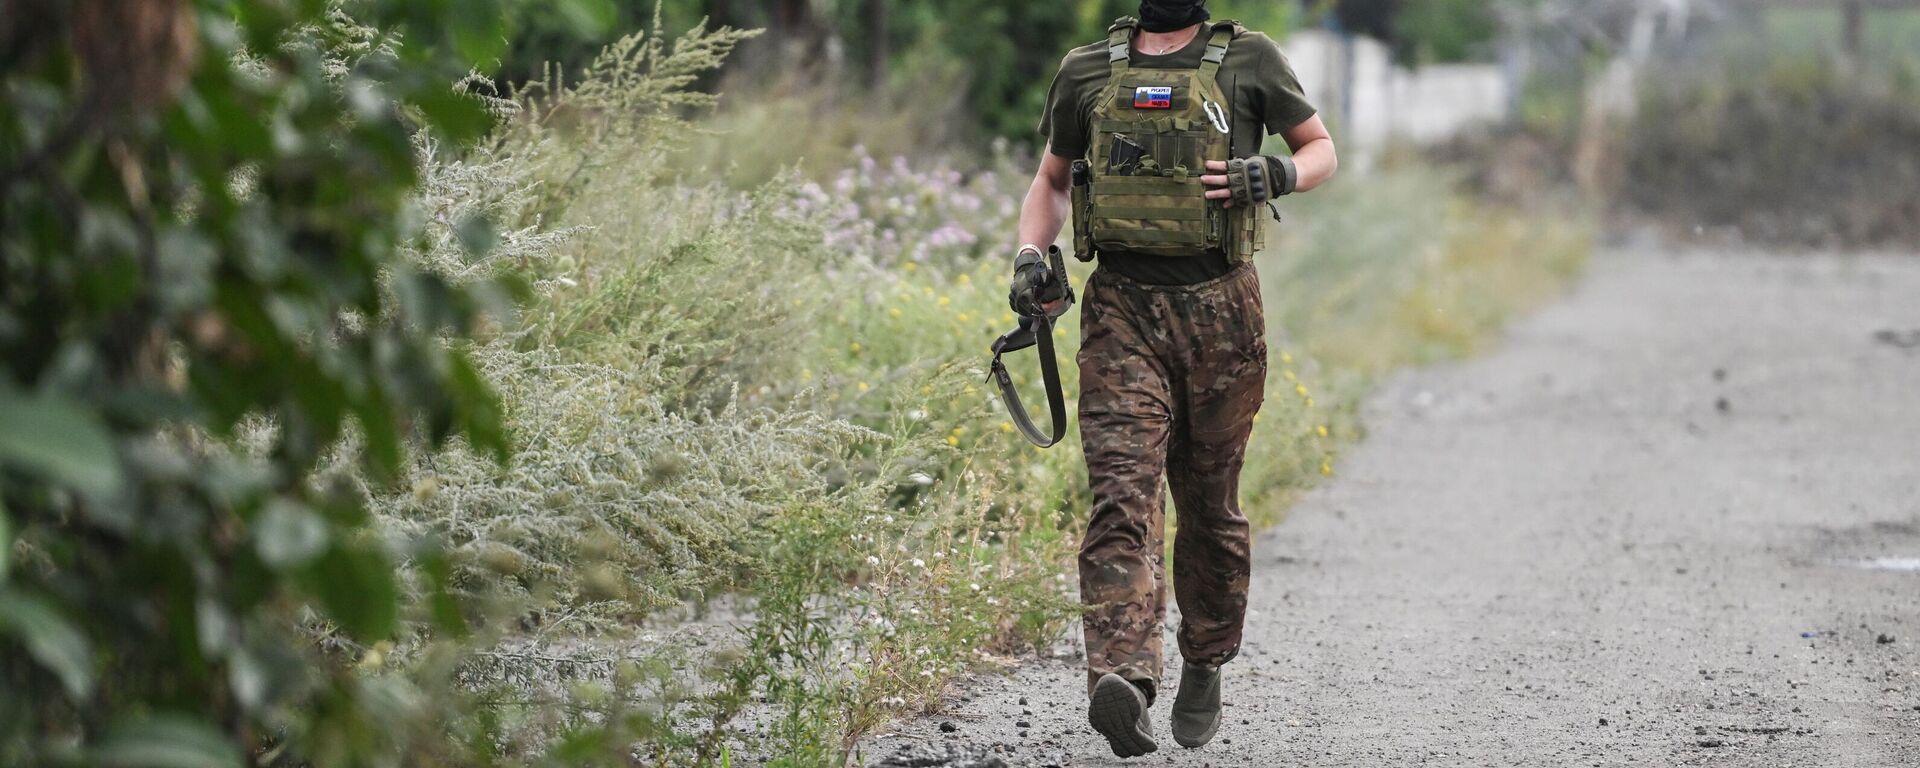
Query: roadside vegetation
1454,6,1920,250
1623,12,1920,247
381,15,1589,765
2,3,1588,767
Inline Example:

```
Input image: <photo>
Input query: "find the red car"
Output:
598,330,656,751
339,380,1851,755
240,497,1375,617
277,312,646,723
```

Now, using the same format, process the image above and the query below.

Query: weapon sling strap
989,246,1075,448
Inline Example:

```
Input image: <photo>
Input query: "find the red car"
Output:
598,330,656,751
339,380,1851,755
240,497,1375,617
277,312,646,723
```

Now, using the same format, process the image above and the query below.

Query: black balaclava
1138,0,1210,33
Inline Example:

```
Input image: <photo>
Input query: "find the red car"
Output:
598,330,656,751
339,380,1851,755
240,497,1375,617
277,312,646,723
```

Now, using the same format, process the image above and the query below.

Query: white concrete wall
1280,30,1513,169
1389,64,1511,143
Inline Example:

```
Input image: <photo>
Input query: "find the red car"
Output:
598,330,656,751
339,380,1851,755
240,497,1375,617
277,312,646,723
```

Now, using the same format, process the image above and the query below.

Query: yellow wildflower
904,262,918,273
938,296,953,307
1281,352,1294,365
957,274,972,285
889,307,903,318
1317,425,1330,438
851,342,863,354
1000,422,1014,434
857,382,871,393
1295,383,1309,397
957,312,973,323
1320,460,1333,476
946,435,960,447
1283,369,1297,382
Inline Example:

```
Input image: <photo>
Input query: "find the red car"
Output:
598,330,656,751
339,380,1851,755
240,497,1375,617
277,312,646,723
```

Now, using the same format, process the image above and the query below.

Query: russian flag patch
1133,86,1173,109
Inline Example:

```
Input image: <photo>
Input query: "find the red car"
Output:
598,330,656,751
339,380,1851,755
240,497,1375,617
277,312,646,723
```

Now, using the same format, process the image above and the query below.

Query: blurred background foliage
1329,0,1501,64
1618,6,1920,246
496,0,1498,147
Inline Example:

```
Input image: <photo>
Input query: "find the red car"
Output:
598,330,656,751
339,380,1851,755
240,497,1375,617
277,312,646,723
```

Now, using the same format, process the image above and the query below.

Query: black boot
1170,663,1222,748
1088,673,1158,758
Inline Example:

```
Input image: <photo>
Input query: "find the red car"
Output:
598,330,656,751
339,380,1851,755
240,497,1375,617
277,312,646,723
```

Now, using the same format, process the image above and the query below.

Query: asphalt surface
865,249,1920,767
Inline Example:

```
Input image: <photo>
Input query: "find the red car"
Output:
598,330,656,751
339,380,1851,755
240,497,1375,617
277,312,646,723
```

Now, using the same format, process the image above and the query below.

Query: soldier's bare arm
1016,146,1075,253
1278,113,1338,192
1201,113,1339,205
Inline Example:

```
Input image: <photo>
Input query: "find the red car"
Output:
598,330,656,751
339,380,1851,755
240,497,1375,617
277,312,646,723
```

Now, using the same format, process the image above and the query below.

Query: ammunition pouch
1071,159,1095,262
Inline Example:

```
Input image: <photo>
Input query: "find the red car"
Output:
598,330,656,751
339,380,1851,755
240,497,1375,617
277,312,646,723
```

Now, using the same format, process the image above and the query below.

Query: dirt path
866,249,1920,767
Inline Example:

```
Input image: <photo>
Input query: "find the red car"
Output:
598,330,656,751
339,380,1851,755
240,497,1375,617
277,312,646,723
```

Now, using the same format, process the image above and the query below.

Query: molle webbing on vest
1108,20,1133,76
1076,20,1255,262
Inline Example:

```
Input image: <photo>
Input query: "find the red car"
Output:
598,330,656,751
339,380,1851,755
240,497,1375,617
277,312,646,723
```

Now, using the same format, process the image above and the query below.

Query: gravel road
865,249,1920,767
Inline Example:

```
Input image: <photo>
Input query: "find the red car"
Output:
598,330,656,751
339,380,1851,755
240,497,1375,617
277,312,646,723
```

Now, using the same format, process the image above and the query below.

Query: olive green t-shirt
1039,22,1317,285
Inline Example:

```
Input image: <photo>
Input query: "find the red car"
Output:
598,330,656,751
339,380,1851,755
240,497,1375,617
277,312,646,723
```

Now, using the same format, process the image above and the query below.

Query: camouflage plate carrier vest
1071,17,1266,263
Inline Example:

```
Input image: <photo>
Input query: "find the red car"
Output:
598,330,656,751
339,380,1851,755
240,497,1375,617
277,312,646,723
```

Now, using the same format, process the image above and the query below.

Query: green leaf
446,7,510,68
413,85,494,144
193,597,234,657
227,647,269,711
93,714,243,768
414,543,468,639
303,539,398,641
551,726,613,763
454,212,499,260
0,496,11,581
0,588,95,700
156,226,218,315
253,499,330,569
446,351,508,462
0,390,122,496
351,391,403,481
553,0,617,37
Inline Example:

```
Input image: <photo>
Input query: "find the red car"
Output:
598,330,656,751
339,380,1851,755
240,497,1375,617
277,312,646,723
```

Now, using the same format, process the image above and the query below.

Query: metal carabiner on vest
1203,100,1230,134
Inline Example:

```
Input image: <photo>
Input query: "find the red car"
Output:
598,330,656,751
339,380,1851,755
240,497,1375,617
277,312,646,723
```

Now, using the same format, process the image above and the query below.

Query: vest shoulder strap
1106,18,1136,76
1199,21,1238,79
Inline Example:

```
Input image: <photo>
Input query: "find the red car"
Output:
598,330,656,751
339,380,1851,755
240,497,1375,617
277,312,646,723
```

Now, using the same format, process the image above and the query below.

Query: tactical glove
1008,247,1065,318
1225,154,1299,207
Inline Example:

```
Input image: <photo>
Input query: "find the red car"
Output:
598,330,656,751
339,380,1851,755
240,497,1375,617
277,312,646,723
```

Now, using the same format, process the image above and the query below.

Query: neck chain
1139,26,1200,56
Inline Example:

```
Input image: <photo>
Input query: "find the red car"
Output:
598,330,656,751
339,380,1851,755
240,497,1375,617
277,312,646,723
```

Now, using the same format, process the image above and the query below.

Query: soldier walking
1006,0,1338,757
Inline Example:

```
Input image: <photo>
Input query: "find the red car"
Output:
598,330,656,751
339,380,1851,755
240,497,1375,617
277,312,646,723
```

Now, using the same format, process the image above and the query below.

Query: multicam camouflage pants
1076,263,1267,699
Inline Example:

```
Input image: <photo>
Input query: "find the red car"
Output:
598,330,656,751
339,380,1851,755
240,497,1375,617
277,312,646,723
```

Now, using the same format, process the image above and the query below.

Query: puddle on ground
1838,557,1920,573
